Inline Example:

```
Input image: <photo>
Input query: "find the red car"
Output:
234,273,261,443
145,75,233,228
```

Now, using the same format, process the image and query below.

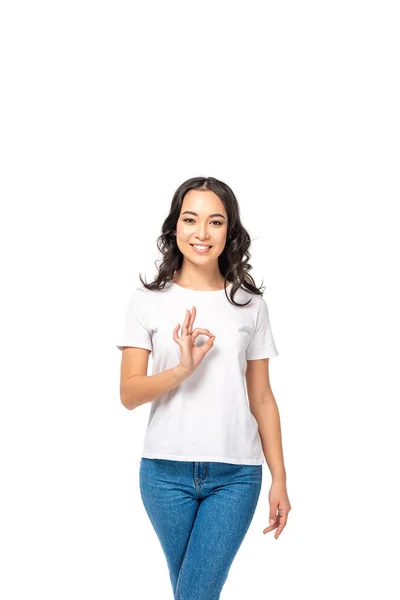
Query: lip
190,244,212,254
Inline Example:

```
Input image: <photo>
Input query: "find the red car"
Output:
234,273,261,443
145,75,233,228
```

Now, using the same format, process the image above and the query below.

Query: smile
190,244,212,254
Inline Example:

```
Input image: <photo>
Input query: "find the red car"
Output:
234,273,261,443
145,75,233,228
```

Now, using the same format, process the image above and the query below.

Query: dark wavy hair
139,176,269,307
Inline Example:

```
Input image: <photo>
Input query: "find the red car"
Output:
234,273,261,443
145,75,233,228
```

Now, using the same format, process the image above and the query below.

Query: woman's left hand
263,480,291,539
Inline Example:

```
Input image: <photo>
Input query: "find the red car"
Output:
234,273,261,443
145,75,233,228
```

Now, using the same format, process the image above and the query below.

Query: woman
116,176,291,599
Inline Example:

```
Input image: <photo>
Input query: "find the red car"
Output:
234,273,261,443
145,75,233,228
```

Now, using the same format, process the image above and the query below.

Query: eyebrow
181,210,226,219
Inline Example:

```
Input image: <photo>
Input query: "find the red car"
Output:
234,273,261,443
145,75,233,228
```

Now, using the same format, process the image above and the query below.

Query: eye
182,218,223,225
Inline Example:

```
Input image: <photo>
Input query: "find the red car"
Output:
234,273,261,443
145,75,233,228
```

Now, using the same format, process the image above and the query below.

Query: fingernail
270,519,275,526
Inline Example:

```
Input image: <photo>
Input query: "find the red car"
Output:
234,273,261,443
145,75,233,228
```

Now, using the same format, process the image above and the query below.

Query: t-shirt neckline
171,281,232,293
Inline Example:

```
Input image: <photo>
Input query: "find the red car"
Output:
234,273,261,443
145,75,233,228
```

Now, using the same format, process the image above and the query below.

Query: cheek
216,230,228,246
176,223,191,239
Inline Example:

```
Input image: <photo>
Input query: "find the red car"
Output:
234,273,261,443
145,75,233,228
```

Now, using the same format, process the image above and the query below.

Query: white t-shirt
116,280,279,465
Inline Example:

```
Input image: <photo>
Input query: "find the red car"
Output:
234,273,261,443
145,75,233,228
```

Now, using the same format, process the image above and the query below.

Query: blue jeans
139,458,263,599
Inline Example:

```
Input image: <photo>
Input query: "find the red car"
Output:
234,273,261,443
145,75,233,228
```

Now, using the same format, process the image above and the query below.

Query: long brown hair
139,176,269,307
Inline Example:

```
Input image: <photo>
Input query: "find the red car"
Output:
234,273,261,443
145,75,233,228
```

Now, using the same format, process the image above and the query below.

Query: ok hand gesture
173,306,216,376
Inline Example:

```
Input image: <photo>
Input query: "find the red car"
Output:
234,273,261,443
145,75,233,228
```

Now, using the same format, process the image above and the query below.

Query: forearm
121,365,189,410
250,393,287,482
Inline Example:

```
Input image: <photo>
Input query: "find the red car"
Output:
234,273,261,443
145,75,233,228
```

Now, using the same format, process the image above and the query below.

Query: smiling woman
134,176,267,299
116,176,291,598
171,188,230,284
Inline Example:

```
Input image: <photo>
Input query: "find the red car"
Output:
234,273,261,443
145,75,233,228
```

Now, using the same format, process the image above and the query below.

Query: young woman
116,176,291,599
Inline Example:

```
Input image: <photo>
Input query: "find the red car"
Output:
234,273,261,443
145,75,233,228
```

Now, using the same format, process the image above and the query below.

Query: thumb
201,334,216,354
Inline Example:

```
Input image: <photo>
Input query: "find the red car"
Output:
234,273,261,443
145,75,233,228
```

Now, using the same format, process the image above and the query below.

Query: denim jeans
139,457,263,599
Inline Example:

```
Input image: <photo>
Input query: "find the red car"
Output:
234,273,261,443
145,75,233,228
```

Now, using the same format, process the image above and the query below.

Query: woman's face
173,189,228,263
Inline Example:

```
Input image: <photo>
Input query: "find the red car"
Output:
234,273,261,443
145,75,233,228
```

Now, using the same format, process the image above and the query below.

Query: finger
270,509,278,522
263,519,279,534
197,335,215,354
263,506,280,534
274,513,288,539
188,306,196,330
173,323,182,343
269,505,279,526
191,328,212,339
191,329,216,350
190,328,215,350
181,309,191,335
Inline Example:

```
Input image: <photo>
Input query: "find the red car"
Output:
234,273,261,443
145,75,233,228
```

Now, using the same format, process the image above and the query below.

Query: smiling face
173,189,228,263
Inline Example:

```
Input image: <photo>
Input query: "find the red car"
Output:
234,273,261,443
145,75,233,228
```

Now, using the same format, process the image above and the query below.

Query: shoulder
129,283,167,311
232,285,263,310
231,288,273,329
126,285,152,312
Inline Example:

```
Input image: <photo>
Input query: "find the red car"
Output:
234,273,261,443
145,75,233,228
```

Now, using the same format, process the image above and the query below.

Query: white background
1,1,399,598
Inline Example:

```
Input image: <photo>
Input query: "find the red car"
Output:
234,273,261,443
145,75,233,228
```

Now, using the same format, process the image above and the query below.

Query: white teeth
193,245,211,250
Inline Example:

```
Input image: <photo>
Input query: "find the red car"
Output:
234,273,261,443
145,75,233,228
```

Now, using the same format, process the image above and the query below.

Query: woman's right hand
173,306,216,376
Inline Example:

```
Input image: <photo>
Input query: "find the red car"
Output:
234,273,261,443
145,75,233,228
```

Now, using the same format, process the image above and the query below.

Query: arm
246,357,291,539
245,358,286,482
119,347,189,410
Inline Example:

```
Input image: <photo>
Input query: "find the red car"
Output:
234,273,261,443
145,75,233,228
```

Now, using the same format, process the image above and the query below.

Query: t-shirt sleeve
116,289,152,352
245,296,279,360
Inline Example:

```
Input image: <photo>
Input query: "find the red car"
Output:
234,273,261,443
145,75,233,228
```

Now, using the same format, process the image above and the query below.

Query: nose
195,227,210,241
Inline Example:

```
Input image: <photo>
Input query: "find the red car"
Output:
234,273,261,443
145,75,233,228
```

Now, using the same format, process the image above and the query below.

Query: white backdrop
1,1,399,598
